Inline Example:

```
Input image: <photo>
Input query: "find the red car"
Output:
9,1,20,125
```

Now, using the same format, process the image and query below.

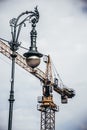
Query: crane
0,6,75,130
0,40,75,130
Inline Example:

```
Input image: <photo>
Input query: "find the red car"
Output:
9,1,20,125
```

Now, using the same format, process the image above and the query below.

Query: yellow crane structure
0,40,75,130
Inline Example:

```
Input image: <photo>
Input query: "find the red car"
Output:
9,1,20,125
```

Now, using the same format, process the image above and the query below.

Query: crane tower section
37,55,59,130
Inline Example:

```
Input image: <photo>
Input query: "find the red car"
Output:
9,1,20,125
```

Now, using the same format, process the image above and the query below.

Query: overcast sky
0,0,87,130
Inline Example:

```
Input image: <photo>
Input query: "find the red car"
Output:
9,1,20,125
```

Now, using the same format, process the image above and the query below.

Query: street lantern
23,14,43,68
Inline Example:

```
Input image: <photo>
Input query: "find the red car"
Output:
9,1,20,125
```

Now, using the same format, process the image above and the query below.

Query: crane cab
43,85,52,97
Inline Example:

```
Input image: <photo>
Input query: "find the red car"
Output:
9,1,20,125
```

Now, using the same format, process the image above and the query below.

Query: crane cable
50,57,65,88
19,44,28,50
0,38,29,51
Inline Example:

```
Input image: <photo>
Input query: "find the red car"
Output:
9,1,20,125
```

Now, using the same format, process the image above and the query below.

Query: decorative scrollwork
9,6,39,28
9,6,40,51
9,18,17,27
29,6,39,24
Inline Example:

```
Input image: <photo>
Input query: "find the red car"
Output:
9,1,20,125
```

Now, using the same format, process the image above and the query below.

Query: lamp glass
26,56,40,68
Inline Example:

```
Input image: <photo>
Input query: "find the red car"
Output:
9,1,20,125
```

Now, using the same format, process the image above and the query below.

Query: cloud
0,0,8,1
0,0,87,130
0,0,9,3
0,110,8,130
56,112,87,130
72,0,87,14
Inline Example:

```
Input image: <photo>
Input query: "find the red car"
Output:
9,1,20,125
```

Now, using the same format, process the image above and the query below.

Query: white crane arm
0,40,46,82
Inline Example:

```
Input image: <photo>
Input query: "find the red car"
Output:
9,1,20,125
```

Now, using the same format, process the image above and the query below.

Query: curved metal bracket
9,6,39,51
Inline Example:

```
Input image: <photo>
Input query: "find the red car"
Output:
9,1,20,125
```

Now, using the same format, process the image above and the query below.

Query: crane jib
0,40,46,82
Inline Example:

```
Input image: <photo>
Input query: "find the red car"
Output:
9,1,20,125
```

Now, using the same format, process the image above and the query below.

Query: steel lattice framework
41,107,55,130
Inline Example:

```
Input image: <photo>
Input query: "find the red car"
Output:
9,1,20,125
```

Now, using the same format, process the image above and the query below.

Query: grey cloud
57,113,87,130
0,127,6,130
0,0,8,2
73,0,87,13
0,122,7,130
0,0,5,1
0,0,87,130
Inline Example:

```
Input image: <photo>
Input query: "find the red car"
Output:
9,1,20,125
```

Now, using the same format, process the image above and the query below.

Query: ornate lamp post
7,7,43,130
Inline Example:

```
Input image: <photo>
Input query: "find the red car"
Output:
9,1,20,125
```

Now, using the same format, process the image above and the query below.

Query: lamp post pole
8,51,16,130
7,7,42,130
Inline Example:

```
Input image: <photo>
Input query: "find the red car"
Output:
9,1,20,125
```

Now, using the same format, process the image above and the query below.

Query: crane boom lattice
0,40,46,82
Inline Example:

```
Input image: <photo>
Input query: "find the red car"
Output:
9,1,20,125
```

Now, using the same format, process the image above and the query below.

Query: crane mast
37,55,58,130
0,40,75,130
